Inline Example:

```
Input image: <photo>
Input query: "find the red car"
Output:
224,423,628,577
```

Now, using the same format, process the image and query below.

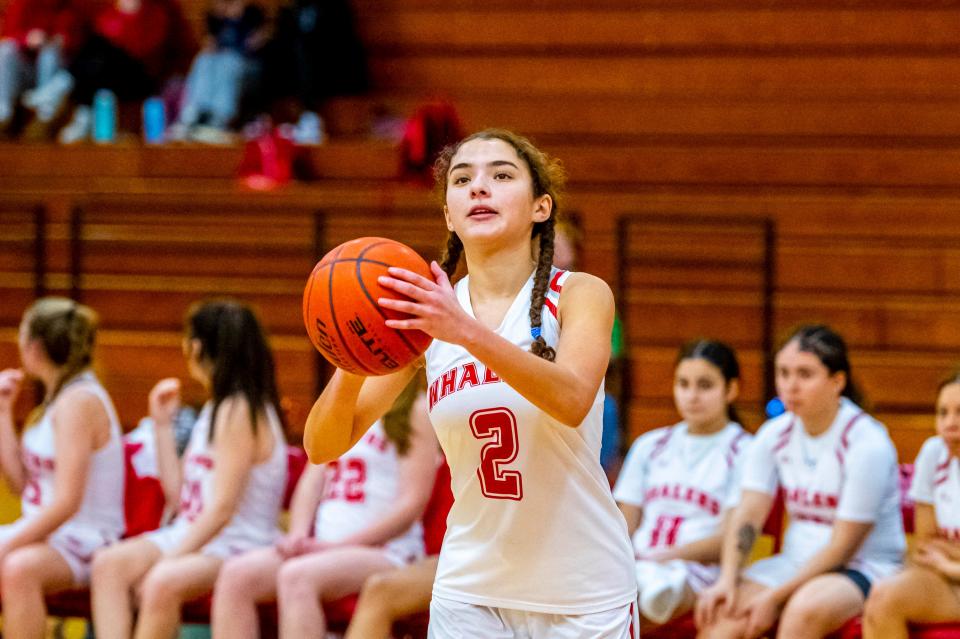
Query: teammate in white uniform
614,339,751,627
0,298,124,639
697,325,904,639
211,375,438,639
91,300,288,639
863,373,960,637
304,129,637,638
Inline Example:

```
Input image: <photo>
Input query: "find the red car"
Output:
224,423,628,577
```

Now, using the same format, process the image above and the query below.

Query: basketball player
0,298,124,639
695,325,904,639
304,129,638,638
862,372,960,637
614,339,750,627
211,375,438,639
91,300,288,639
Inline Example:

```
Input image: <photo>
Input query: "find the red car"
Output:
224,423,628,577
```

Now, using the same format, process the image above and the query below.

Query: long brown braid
433,129,566,361
22,298,98,425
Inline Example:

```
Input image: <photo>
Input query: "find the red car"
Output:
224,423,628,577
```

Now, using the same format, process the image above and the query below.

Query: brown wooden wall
1,1,960,461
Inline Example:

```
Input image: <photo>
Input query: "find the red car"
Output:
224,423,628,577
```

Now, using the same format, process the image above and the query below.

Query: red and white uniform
425,268,637,618
146,400,287,558
0,372,125,584
741,397,904,585
313,420,425,565
910,436,960,540
614,422,751,592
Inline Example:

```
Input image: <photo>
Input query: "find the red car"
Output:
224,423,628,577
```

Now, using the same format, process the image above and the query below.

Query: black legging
69,35,156,105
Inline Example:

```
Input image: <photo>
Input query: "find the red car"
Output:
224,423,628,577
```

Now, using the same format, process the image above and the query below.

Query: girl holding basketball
862,372,960,637
695,325,904,639
210,374,438,639
305,129,638,638
0,298,124,639
91,300,289,639
613,339,751,627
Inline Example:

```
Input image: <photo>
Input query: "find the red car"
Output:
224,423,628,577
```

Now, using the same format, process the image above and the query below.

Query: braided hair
433,129,566,361
21,297,98,424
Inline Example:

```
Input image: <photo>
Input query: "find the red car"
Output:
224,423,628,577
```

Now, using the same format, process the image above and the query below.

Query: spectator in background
261,0,367,136
55,0,196,143
0,0,86,133
168,0,268,144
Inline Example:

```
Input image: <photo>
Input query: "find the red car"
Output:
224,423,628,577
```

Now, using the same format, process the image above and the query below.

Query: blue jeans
0,39,63,114
180,48,258,128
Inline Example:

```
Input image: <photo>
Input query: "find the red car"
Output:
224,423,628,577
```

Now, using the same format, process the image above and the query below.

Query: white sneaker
637,559,689,624
23,70,74,122
0,102,12,125
58,105,92,144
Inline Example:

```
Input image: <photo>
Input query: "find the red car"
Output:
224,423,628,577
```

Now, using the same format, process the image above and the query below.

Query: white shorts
145,520,279,559
0,519,116,585
744,553,900,589
427,595,639,639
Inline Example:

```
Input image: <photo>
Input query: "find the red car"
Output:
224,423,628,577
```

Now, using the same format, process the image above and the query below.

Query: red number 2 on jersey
470,407,523,501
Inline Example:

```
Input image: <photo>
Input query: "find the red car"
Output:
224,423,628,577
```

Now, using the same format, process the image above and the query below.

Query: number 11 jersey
424,268,637,614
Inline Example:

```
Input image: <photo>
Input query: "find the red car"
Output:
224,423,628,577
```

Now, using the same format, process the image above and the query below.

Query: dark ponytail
186,300,283,441
676,339,742,424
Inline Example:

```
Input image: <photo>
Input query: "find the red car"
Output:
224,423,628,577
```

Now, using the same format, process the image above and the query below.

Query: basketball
302,237,434,376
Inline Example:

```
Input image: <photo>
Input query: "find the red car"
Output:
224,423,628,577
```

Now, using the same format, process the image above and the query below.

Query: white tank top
314,420,425,559
20,371,125,541
425,268,637,614
176,399,287,546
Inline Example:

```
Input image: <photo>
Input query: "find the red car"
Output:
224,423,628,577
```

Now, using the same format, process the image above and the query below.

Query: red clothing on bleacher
1,0,88,55
93,0,194,78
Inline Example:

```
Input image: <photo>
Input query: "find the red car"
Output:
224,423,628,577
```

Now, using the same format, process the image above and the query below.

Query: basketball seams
325,246,379,376
354,243,425,358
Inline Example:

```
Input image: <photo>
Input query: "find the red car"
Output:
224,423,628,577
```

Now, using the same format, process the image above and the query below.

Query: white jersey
741,397,904,579
20,371,125,543
169,400,287,551
425,268,637,615
314,420,425,564
614,422,751,553
910,436,960,540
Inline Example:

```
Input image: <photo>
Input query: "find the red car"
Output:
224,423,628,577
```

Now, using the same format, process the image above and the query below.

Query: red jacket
94,0,196,78
1,0,88,56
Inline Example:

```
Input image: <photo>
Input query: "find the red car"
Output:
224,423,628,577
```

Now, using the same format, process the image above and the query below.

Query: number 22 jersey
424,268,637,614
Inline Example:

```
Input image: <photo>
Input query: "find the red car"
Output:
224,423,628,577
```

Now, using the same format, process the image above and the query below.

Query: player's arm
1,388,102,551
382,266,613,428
619,503,642,536
303,365,419,464
286,462,327,537
913,502,937,542
166,397,256,557
329,393,438,547
0,369,26,493
718,489,773,584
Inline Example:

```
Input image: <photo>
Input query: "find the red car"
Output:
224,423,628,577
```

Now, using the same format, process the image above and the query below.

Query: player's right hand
149,378,182,428
694,577,737,629
0,369,24,414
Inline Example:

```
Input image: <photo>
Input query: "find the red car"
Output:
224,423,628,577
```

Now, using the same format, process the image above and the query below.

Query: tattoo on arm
737,524,757,566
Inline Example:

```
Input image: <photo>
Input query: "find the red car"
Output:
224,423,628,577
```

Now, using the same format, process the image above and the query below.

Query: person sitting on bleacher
862,371,960,637
54,0,196,143
90,299,288,639
696,325,904,639
211,374,438,639
167,0,268,144
0,0,87,135
0,298,125,639
614,339,751,629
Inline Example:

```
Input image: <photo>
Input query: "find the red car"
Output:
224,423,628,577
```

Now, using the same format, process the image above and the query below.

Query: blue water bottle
142,96,166,144
92,89,117,144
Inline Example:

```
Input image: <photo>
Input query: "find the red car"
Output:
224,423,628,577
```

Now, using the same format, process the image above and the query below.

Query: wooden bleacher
0,1,957,463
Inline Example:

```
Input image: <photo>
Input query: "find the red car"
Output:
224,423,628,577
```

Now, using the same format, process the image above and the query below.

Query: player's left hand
741,589,780,639
378,262,477,345
915,541,950,574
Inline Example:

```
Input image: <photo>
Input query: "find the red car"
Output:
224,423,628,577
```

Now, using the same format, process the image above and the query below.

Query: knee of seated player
139,561,186,610
215,554,261,599
1,548,42,592
863,574,908,622
779,590,833,636
356,569,403,610
277,558,317,602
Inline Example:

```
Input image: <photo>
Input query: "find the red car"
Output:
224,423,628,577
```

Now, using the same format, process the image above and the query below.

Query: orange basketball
303,237,434,376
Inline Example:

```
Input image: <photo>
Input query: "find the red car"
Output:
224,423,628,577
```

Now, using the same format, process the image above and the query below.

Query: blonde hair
22,297,98,422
